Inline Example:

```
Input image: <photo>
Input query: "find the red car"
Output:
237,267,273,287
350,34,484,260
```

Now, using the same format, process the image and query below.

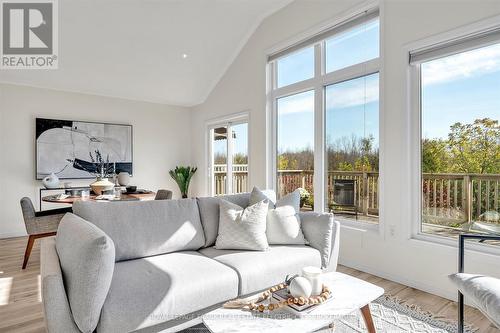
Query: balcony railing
277,170,379,216
422,173,500,224
213,165,500,226
214,164,249,195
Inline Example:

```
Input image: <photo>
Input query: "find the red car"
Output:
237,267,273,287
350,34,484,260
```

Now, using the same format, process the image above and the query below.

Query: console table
41,192,155,205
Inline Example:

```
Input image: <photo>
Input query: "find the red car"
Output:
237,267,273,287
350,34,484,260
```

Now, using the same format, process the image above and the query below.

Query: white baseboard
0,231,27,239
339,258,456,302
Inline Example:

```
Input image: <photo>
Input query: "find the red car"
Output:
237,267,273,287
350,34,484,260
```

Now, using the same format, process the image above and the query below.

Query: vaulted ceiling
0,0,293,106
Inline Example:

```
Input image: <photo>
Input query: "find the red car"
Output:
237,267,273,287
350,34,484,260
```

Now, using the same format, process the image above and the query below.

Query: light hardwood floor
0,236,499,333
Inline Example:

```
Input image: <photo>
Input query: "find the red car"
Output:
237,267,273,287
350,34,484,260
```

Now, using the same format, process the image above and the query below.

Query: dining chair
155,189,173,200
20,197,72,269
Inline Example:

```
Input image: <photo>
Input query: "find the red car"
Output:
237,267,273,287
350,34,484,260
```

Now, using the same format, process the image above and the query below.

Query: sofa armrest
299,212,340,271
41,237,81,333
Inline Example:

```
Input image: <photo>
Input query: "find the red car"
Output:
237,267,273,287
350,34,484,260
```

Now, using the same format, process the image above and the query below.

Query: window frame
266,6,382,230
407,16,500,254
206,112,250,197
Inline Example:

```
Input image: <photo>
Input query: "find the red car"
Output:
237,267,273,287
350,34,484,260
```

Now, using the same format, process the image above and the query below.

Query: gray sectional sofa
41,192,340,333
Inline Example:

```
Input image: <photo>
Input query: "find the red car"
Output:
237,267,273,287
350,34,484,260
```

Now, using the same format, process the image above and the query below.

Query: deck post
463,175,472,223
362,172,369,216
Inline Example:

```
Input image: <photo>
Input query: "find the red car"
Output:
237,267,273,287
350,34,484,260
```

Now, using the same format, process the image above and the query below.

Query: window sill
336,216,380,233
411,233,500,257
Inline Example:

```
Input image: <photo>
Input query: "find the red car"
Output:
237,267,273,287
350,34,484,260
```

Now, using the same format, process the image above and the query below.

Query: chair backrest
20,197,36,233
20,197,68,235
155,189,172,200
20,197,36,221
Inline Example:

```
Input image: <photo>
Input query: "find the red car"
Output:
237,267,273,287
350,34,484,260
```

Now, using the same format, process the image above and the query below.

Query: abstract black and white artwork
36,118,133,179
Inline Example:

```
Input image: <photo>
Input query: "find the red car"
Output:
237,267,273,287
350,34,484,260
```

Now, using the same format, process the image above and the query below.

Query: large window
268,9,380,220
411,32,500,243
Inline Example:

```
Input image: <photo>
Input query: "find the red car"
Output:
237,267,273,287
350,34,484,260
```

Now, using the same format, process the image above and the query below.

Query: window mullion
267,62,277,190
322,58,380,86
227,123,234,194
313,43,325,213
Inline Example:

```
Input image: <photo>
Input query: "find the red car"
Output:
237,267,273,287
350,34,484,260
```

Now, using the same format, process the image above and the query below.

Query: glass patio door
208,120,248,196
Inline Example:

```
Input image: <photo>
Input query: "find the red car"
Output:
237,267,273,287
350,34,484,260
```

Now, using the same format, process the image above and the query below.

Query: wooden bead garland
245,283,331,312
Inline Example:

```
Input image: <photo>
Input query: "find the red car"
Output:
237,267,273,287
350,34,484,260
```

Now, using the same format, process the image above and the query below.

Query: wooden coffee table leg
360,304,376,333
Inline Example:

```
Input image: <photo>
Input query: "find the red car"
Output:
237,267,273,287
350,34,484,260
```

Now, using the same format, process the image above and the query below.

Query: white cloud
277,75,379,115
326,76,379,109
422,43,500,86
278,92,314,115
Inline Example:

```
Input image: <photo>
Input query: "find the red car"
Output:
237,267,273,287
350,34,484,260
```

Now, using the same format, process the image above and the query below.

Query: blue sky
216,21,500,158
213,123,248,158
276,30,500,154
422,42,500,139
277,18,380,154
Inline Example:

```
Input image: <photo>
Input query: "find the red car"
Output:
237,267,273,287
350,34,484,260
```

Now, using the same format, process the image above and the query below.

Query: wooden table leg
360,304,376,333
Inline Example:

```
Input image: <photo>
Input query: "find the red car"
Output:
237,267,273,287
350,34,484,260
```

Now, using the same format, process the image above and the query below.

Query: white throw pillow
249,187,277,207
267,205,306,244
215,199,269,251
250,187,306,245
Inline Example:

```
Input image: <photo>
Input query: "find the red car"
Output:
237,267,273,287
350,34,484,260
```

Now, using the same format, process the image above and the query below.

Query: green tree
337,161,353,171
447,118,500,174
278,155,298,170
233,153,248,164
421,138,449,173
354,156,372,171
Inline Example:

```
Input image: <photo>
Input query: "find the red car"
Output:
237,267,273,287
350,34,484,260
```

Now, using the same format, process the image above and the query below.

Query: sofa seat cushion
449,273,500,328
73,199,206,262
97,251,239,333
199,245,321,295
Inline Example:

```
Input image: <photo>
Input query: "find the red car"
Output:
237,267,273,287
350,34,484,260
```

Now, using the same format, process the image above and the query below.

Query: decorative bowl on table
90,178,115,195
125,185,137,193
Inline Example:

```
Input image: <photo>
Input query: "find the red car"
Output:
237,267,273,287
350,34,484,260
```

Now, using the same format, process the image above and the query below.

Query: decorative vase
289,276,312,298
90,177,115,195
117,172,130,186
42,172,60,189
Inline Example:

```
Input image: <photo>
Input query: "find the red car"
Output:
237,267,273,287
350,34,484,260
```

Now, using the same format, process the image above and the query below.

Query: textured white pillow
250,187,306,244
267,205,306,244
268,189,306,244
215,199,269,251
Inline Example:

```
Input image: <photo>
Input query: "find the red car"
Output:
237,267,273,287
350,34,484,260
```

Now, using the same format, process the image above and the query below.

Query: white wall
191,0,500,301
0,84,192,238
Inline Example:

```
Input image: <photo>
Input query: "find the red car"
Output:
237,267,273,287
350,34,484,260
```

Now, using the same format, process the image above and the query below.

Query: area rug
180,295,476,333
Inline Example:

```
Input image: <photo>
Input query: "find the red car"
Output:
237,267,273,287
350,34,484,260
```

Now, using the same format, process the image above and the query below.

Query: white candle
302,266,323,296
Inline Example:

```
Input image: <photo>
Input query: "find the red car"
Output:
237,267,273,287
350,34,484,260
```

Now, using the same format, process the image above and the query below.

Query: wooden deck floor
0,236,499,332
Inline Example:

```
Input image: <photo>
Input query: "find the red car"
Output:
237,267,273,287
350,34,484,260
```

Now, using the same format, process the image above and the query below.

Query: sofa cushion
73,199,205,262
199,245,321,295
56,213,115,333
197,193,250,247
215,199,269,251
248,187,277,207
449,273,500,328
299,212,336,268
267,189,306,245
96,251,239,333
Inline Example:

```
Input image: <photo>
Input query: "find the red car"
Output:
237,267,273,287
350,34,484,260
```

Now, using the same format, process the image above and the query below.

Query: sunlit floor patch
0,277,13,306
